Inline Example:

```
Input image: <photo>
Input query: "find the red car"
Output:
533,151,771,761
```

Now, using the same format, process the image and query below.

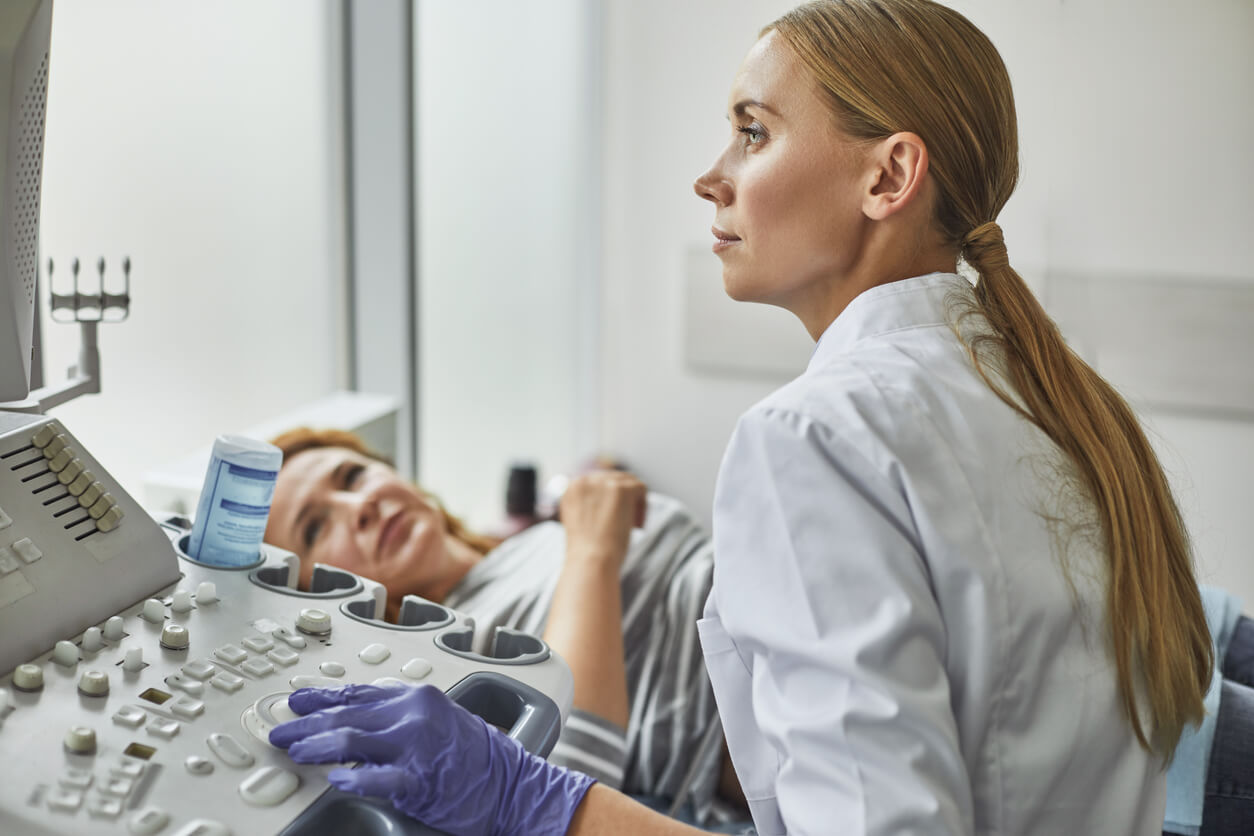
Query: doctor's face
266,447,453,602
694,31,867,321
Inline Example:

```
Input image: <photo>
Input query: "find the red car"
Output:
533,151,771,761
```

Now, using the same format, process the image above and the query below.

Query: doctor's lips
711,226,741,252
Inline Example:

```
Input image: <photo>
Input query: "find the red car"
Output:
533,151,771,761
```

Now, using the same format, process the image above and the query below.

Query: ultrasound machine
0,3,572,834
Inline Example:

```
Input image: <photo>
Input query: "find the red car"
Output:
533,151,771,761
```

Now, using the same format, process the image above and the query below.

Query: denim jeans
1199,616,1254,836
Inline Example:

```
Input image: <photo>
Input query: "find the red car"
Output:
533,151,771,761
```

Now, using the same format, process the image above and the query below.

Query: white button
207,732,255,768
59,768,94,789
401,658,433,680
46,787,85,812
53,640,80,667
289,675,340,690
210,672,245,693
142,598,165,623
241,635,274,653
0,505,10,529
160,623,190,650
238,765,300,807
214,644,247,665
64,726,97,754
266,647,299,667
185,755,214,775
13,538,41,563
170,696,205,719
195,582,218,604
99,775,136,796
358,643,390,664
165,673,204,697
172,820,233,836
0,547,18,574
103,616,125,641
129,806,171,835
13,663,43,691
271,626,306,649
241,657,274,677
31,424,57,448
319,661,346,677
182,659,216,680
97,505,125,532
147,719,181,740
82,626,104,652
113,705,147,729
295,608,331,636
87,796,124,819
171,590,194,613
122,647,146,672
78,669,110,696
372,677,408,689
111,759,145,779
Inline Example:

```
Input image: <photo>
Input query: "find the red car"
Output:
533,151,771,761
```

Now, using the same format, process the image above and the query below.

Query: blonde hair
768,0,1211,755
269,427,501,557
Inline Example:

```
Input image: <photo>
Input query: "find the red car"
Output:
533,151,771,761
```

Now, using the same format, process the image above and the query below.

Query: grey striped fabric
443,493,726,821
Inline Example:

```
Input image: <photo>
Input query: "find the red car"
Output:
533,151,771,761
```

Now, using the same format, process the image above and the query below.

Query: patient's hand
559,472,646,569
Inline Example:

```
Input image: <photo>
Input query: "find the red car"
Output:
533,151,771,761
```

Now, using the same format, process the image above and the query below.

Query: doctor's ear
862,132,930,220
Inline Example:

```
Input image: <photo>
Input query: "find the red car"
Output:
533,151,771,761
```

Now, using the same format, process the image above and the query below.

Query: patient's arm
541,471,646,731
569,784,707,835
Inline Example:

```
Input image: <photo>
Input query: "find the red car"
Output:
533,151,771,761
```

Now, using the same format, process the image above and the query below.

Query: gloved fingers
271,691,414,749
284,725,406,764
286,683,409,715
327,764,410,799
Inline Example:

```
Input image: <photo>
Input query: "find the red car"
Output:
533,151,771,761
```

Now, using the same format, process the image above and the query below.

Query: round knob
142,598,165,623
102,616,125,642
295,608,331,636
63,726,97,754
171,590,194,613
195,582,218,605
82,627,103,653
122,648,144,673
53,640,80,667
12,663,43,691
160,624,189,651
78,670,110,697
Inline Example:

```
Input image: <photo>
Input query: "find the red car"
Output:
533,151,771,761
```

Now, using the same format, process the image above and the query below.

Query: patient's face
266,447,453,602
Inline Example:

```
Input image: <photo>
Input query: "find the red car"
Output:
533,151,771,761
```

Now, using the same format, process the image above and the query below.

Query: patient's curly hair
269,427,501,556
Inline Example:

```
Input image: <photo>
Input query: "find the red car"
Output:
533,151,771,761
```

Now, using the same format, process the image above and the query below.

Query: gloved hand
269,683,595,836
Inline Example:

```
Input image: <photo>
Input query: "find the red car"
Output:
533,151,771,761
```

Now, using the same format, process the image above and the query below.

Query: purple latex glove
269,683,594,836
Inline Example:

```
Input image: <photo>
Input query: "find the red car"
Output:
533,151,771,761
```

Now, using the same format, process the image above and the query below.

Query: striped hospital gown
442,493,727,821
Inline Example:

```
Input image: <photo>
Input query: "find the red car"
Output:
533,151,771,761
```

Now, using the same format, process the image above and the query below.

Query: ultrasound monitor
0,0,51,404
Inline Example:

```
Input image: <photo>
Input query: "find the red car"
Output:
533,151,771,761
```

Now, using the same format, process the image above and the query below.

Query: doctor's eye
737,122,767,145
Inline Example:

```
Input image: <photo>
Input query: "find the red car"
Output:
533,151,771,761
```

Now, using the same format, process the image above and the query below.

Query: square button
112,705,147,729
214,644,247,665
267,648,299,667
181,660,216,681
170,696,205,719
46,788,84,813
58,768,94,790
0,547,19,575
98,776,136,797
241,657,274,677
87,797,124,820
13,538,41,563
241,636,274,654
210,672,244,693
111,759,145,780
146,720,180,740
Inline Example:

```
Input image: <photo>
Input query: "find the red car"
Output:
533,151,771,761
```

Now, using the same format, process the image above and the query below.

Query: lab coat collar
808,272,970,371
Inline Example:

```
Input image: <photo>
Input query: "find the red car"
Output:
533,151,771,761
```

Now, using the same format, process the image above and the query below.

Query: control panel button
401,658,433,680
42,433,68,459
13,663,43,691
146,719,181,740
271,626,306,649
295,608,331,636
31,424,57,448
78,669,110,697
182,659,216,681
214,644,247,665
142,598,166,623
64,726,98,754
207,732,255,768
241,657,274,677
59,767,94,790
165,674,204,697
0,505,10,529
210,672,245,694
266,647,299,667
241,635,274,654
67,469,94,496
82,626,104,652
160,623,190,651
88,493,117,520
239,765,300,807
111,759,145,779
48,448,74,473
171,589,194,613
169,696,205,719
185,755,214,775
46,787,85,813
358,643,391,665
172,820,233,836
97,505,125,532
372,677,409,689
87,796,125,820
319,661,346,678
289,675,340,690
57,458,85,485
99,775,137,797
13,538,41,564
0,546,18,574
122,648,146,673
195,582,218,604
79,481,105,509
53,640,80,667
103,616,125,641
129,806,171,836
112,705,147,729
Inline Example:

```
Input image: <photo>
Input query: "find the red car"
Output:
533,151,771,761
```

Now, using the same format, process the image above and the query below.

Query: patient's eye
302,515,325,549
344,464,365,489
737,122,766,145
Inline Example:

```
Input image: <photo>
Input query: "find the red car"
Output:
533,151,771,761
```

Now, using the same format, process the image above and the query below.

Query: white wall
597,0,1254,602
36,0,347,500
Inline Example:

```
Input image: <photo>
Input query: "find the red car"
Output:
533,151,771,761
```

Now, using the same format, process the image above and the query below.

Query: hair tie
962,221,1009,272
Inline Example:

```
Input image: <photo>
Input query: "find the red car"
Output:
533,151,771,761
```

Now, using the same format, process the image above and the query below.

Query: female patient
262,428,746,828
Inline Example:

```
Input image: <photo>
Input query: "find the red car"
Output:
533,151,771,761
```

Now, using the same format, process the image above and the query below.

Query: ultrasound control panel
0,412,573,836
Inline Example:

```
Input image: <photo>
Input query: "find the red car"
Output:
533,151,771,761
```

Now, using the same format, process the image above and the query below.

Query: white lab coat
700,272,1163,835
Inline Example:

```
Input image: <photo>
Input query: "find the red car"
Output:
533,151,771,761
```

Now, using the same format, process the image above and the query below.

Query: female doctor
269,1,1214,833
